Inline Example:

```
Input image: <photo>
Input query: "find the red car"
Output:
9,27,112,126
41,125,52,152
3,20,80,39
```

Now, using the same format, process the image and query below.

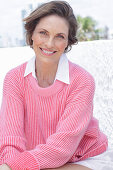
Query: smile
40,48,57,55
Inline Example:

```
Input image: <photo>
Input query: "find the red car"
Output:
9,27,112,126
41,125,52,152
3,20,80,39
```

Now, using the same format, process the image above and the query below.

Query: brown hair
23,1,78,52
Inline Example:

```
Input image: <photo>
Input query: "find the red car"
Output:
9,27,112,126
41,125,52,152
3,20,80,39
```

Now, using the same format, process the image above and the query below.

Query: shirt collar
24,53,70,84
24,55,36,79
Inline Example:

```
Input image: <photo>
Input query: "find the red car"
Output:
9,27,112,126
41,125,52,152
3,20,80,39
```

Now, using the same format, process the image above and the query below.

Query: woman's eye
39,31,47,35
57,35,65,39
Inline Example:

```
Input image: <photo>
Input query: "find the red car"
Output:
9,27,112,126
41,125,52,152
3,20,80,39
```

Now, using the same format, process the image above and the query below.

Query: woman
0,1,112,170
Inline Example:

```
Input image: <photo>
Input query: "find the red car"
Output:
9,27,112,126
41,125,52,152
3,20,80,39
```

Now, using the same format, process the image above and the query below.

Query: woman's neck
35,59,58,88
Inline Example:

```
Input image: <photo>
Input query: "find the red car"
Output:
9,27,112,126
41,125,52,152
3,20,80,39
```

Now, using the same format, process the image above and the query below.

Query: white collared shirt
24,53,70,84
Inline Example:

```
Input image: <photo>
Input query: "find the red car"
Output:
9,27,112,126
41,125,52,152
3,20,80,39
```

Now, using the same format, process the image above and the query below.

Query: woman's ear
31,31,35,41
65,45,68,50
31,34,34,41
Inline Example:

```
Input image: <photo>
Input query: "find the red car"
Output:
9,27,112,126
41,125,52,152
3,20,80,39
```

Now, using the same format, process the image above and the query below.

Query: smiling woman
0,1,112,170
23,1,78,88
24,1,78,52
31,14,69,87
31,15,69,62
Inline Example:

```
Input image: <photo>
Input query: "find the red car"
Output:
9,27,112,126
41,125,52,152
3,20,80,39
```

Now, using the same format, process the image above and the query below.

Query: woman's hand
0,164,11,170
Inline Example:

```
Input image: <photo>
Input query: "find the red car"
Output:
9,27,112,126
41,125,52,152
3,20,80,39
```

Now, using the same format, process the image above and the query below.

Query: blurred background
0,0,113,47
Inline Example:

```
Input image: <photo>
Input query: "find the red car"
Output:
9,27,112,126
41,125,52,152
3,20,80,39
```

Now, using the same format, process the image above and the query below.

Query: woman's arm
0,70,26,161
0,69,40,169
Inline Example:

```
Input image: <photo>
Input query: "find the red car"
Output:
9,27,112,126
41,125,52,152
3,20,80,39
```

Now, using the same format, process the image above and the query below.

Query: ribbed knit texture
0,61,108,170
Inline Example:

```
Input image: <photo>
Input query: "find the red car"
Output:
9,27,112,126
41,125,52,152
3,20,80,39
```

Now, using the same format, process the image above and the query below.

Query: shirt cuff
6,151,40,170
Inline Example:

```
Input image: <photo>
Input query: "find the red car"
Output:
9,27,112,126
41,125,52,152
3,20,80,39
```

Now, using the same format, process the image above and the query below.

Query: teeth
42,49,54,54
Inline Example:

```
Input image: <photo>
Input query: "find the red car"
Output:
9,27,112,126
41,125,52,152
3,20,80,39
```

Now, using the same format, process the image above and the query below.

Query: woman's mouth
40,48,57,56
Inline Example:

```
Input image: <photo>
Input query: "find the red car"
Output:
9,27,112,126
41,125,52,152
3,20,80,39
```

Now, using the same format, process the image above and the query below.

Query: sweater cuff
6,151,40,170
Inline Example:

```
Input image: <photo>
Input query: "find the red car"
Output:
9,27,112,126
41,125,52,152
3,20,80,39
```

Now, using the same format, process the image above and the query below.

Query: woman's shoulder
2,62,28,99
5,62,27,81
68,60,95,86
3,62,28,92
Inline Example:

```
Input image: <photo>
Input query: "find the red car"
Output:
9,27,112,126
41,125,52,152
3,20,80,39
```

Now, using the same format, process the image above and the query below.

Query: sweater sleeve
0,69,39,169
6,72,95,170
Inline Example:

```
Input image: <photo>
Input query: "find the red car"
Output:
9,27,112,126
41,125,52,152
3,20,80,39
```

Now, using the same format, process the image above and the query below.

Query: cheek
32,34,43,45
57,42,68,51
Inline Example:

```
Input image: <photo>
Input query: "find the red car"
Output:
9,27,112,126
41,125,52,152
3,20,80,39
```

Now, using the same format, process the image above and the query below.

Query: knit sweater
0,61,108,170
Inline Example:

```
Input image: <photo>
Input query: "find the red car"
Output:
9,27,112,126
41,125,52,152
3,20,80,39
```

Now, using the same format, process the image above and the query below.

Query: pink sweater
0,61,108,170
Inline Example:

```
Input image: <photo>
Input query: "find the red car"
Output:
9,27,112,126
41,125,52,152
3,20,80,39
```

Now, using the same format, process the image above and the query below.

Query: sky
0,0,113,40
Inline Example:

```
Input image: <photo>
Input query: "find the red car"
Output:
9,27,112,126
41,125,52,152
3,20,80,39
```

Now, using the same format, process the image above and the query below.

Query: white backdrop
0,40,113,146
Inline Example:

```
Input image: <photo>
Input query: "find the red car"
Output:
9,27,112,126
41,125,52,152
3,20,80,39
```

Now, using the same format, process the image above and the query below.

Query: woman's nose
45,37,54,48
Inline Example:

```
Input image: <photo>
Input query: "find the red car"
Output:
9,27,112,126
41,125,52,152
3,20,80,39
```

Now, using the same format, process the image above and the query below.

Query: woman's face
32,15,69,64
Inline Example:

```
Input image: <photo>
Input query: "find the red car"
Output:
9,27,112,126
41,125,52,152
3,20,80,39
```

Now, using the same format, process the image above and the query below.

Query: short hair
23,1,78,52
